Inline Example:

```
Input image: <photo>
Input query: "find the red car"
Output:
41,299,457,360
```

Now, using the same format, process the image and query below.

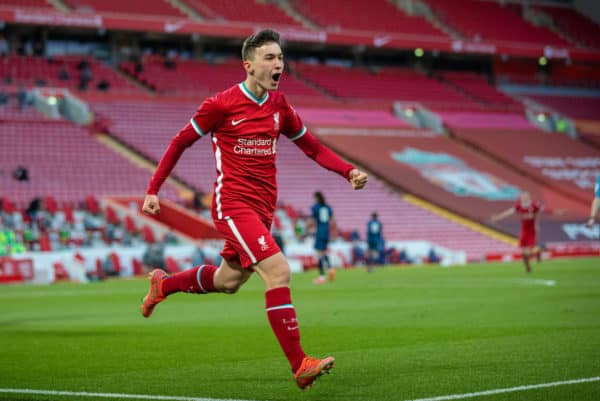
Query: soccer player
490,192,544,273
586,175,600,228
140,29,368,390
310,191,335,284
366,212,383,272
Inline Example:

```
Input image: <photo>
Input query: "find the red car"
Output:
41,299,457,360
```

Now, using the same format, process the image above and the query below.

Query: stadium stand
0,0,50,9
1,0,599,271
437,71,522,112
120,57,328,103
0,110,180,205
423,0,571,46
289,0,447,37
524,95,600,120
315,129,589,224
63,0,185,17
292,62,485,111
451,128,600,206
0,55,143,95
532,4,600,49
181,0,301,26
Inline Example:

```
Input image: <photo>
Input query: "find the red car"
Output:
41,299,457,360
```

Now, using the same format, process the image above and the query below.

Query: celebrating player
140,29,368,390
491,192,563,273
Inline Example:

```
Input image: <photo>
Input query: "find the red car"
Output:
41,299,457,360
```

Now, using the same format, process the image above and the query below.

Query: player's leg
140,256,252,318
314,247,326,284
253,252,335,389
521,247,532,273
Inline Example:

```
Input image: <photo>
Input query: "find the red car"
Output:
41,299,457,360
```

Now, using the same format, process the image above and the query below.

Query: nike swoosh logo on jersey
231,118,246,126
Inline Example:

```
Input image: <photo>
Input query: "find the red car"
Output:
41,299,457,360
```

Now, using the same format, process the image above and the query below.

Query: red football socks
265,286,306,372
161,265,217,295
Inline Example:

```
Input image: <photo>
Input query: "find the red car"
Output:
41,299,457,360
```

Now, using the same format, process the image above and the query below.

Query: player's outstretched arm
490,208,514,223
142,194,160,215
349,169,368,190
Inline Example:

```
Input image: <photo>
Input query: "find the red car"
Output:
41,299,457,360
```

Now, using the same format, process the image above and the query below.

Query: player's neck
243,78,266,100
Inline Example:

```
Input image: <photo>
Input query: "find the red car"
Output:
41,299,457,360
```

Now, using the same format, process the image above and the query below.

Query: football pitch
1,258,599,401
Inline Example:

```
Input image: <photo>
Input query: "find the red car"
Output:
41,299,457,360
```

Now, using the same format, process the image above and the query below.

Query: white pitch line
512,278,556,286
405,376,600,401
0,388,260,401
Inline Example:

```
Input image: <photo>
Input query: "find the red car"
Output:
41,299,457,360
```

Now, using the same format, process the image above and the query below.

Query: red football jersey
190,83,308,219
147,82,354,225
514,200,542,233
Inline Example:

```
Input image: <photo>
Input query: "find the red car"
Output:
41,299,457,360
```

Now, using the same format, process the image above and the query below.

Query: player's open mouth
272,73,281,82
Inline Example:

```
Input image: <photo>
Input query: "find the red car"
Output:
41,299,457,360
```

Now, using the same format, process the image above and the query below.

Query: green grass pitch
1,258,599,401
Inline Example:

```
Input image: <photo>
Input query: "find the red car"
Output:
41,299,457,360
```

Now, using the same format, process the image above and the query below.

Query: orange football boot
141,269,167,318
294,356,335,389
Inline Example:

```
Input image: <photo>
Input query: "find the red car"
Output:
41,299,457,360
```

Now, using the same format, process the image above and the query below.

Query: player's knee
221,280,243,294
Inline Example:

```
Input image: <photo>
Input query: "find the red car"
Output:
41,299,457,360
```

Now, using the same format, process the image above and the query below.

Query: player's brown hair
242,29,281,61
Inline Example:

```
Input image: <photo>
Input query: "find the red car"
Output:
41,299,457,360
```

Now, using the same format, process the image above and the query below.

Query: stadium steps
115,67,156,94
278,0,321,30
95,133,194,200
166,0,204,20
394,0,464,39
46,0,71,12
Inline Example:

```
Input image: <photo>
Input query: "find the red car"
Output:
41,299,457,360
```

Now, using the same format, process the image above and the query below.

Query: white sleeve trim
289,126,307,141
190,117,204,136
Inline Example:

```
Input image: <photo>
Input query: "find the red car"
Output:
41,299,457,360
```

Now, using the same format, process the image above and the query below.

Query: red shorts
519,229,537,248
213,210,281,269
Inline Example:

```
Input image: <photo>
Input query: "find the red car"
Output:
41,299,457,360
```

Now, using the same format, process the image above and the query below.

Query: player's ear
243,60,253,74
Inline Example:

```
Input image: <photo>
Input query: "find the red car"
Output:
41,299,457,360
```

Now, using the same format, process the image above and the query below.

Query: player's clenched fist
349,169,368,190
142,194,161,215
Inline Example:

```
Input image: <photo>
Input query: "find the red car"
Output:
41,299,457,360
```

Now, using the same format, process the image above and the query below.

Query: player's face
246,42,284,91
520,192,531,205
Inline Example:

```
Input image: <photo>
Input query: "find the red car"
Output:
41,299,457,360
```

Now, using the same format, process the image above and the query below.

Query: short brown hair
242,29,281,61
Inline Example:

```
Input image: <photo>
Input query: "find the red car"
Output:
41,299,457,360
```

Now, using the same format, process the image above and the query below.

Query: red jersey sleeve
189,94,225,136
146,96,223,195
280,96,305,140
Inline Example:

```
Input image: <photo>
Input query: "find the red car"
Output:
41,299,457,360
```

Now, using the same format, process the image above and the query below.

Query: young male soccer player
310,191,335,284
491,192,556,273
586,175,600,228
140,29,368,390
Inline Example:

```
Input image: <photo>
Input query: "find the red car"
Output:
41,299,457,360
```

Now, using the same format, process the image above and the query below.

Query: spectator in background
17,85,28,110
12,165,29,182
310,191,335,284
78,65,92,90
58,65,70,81
587,175,600,228
0,35,8,57
366,212,383,272
142,241,166,272
427,247,441,264
97,79,110,91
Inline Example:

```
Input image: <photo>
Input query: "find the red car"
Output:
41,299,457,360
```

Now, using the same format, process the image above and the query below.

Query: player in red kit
140,29,368,390
491,192,547,273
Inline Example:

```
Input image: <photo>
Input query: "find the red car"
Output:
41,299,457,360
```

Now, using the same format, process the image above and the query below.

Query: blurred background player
491,192,564,273
586,175,600,228
310,191,335,284
366,212,383,272
140,29,369,390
